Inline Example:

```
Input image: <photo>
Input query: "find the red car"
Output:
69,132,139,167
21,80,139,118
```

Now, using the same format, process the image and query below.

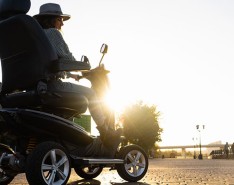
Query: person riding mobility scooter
0,0,148,184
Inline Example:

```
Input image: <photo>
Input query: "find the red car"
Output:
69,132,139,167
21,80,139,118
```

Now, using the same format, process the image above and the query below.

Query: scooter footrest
71,156,124,165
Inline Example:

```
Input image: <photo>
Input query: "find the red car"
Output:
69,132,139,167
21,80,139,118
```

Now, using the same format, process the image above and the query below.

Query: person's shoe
102,131,121,158
97,125,122,148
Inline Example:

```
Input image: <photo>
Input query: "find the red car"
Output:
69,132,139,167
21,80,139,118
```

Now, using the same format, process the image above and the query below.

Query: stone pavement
9,158,234,185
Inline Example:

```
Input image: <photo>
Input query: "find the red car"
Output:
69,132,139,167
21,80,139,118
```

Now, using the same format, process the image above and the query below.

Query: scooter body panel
0,108,94,147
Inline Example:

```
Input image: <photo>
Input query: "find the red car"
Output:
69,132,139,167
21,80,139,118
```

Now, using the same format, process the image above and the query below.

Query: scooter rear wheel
26,141,71,185
0,147,15,185
116,144,148,182
74,165,103,179
0,168,14,185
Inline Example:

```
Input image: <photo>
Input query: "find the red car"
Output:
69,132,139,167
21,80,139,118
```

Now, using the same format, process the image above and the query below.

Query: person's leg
47,80,106,127
47,80,121,151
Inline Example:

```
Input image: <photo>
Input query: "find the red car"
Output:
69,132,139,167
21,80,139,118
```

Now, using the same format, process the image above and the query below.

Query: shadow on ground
67,179,149,185
111,183,150,185
67,179,101,185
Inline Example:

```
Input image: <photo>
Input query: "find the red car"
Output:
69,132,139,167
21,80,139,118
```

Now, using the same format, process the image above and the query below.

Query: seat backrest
0,0,58,94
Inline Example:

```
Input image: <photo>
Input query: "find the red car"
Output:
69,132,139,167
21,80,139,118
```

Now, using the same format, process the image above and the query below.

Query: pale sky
10,0,234,146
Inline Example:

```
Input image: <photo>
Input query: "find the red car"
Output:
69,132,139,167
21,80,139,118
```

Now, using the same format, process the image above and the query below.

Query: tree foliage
121,101,162,152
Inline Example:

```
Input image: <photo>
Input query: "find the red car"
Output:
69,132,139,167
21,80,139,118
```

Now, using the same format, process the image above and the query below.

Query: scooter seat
0,89,88,118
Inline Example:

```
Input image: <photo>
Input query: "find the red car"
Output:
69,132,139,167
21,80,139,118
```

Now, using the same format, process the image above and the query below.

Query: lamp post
196,124,205,160
192,137,197,159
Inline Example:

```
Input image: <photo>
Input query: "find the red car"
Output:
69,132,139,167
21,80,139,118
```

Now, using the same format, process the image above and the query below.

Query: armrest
52,58,91,72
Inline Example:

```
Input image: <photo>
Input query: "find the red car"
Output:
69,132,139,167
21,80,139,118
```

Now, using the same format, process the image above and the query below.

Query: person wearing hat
33,3,121,153
33,3,73,61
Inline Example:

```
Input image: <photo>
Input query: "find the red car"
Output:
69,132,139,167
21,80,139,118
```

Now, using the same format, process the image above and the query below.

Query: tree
121,101,162,153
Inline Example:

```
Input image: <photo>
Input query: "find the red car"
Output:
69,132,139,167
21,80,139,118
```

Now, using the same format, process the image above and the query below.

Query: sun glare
105,82,145,116
104,90,125,113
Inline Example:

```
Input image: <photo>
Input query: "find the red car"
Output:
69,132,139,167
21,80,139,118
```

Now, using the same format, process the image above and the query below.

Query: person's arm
45,28,79,80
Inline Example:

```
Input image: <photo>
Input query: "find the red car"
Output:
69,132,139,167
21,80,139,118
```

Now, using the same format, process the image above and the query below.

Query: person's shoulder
44,28,60,34
44,28,63,38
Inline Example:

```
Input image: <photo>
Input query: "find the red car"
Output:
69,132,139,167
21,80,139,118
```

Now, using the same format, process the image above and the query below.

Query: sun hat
33,3,70,21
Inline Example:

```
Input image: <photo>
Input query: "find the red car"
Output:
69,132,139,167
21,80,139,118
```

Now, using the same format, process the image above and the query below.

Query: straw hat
33,3,70,21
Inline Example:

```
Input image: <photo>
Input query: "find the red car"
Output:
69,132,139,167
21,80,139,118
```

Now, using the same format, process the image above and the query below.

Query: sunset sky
19,0,234,146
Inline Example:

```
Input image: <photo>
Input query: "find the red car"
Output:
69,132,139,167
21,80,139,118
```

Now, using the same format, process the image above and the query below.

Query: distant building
206,140,222,155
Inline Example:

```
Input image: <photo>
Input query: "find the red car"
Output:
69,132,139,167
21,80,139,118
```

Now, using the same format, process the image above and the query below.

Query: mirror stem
99,53,105,66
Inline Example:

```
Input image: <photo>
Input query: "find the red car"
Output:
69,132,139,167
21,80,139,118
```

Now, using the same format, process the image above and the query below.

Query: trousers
47,79,106,127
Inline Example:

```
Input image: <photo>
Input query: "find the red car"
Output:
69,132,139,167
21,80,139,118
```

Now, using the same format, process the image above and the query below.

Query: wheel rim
124,149,146,177
41,149,70,185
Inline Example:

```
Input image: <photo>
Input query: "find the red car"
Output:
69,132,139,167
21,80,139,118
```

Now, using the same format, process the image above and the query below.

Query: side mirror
100,44,108,54
99,44,108,66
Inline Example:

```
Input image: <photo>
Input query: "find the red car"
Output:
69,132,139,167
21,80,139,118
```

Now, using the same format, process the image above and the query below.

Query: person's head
33,3,70,30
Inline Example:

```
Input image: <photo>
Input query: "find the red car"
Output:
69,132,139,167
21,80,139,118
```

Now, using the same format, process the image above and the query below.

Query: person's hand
67,73,82,81
75,75,82,81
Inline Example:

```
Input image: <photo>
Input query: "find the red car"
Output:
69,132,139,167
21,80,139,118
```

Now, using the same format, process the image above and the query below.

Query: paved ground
9,158,234,185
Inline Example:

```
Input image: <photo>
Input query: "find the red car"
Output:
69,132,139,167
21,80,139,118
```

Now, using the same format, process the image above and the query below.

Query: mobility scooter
0,0,148,184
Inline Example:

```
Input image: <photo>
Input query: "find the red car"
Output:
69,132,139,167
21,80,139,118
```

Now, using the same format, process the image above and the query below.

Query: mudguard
0,143,15,154
0,108,94,147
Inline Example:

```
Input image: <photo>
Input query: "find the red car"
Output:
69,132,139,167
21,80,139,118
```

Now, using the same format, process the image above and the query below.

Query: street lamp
192,137,197,159
196,124,205,160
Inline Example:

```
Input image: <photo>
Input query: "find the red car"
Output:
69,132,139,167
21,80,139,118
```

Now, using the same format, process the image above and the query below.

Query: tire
0,169,14,185
74,165,103,179
26,141,71,185
0,148,15,185
116,144,148,182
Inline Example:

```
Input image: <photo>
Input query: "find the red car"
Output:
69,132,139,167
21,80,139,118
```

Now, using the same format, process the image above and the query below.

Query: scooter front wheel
74,165,103,179
26,141,71,185
116,144,148,182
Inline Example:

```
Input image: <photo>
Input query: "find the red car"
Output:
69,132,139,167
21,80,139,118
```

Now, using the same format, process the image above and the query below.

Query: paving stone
9,159,234,185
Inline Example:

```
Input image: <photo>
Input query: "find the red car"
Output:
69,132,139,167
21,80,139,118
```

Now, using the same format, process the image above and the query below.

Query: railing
210,149,234,159
159,144,225,149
